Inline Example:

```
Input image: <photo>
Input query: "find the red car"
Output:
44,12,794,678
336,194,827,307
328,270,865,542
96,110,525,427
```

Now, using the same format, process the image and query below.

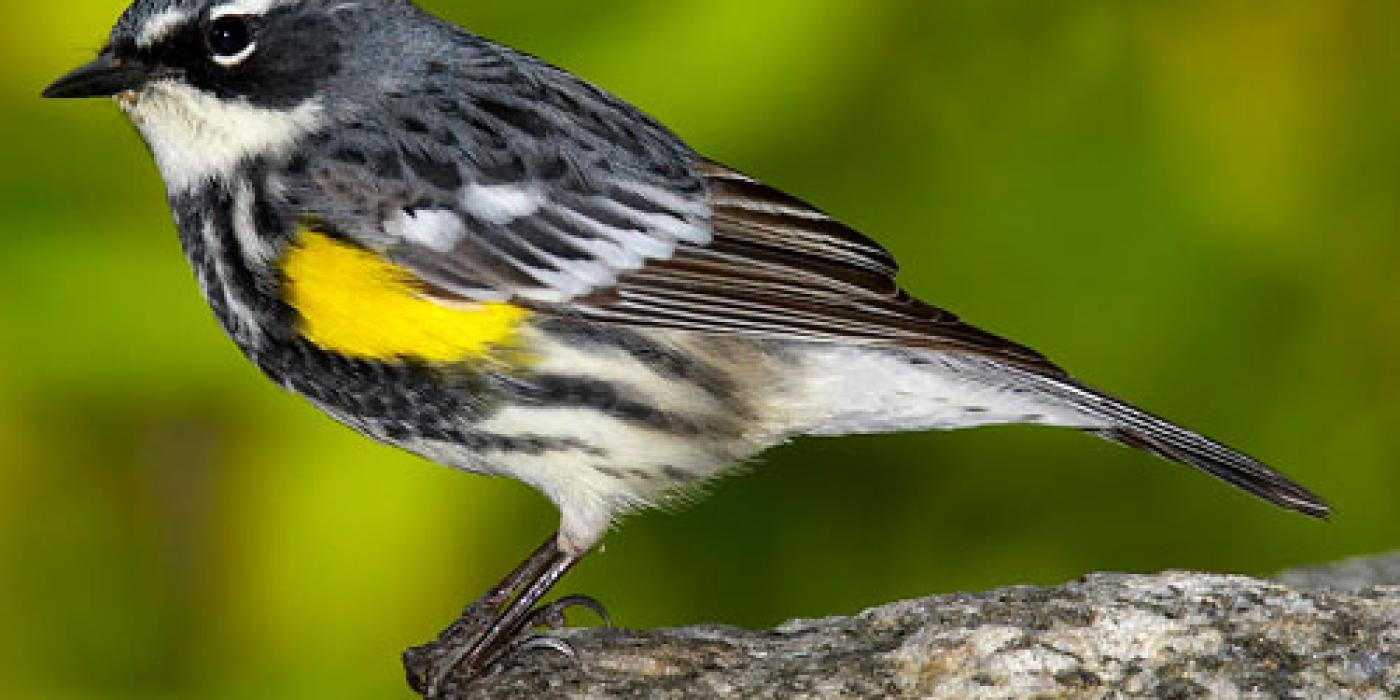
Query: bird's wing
568,161,1063,373
298,41,1060,373
301,42,718,304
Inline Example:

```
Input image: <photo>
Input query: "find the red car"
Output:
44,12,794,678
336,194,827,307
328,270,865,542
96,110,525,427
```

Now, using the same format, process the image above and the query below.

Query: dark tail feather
1090,425,1330,519
980,358,1331,519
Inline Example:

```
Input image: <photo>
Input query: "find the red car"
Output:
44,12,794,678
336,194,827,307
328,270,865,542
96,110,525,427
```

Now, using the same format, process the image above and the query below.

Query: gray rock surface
414,555,1400,699
1281,552,1400,593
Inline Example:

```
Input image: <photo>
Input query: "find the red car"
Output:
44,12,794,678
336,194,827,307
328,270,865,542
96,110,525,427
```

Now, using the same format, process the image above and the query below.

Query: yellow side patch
281,231,529,362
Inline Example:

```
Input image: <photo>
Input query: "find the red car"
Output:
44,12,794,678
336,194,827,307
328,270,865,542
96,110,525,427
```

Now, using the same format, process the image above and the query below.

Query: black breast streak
490,373,720,438
174,183,286,342
533,318,739,400
259,339,483,429
258,344,605,460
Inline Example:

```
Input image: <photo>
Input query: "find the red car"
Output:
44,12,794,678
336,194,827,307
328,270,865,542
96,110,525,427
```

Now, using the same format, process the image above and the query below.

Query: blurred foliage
3,1,1398,697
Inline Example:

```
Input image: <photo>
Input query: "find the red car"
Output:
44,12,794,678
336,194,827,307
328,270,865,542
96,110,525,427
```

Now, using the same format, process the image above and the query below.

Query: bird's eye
206,15,254,60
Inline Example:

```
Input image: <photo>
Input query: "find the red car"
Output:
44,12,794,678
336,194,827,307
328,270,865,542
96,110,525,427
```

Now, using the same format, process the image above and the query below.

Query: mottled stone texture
1281,553,1400,593
414,554,1400,699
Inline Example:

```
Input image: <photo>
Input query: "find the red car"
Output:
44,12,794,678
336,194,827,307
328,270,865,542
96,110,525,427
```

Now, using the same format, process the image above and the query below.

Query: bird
45,0,1328,694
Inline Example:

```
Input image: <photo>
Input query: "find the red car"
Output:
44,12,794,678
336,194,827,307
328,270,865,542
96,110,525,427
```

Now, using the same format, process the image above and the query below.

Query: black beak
43,52,150,99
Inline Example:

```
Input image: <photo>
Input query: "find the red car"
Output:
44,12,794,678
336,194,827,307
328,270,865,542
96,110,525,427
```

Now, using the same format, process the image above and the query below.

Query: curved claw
513,634,581,666
524,594,612,631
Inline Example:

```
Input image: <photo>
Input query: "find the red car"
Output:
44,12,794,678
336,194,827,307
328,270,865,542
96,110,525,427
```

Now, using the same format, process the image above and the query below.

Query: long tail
789,346,1330,518
992,359,1331,519
1089,425,1329,519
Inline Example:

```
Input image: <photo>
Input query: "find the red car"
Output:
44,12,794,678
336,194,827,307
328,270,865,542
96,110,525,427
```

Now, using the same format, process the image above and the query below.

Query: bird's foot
402,536,605,698
404,592,610,697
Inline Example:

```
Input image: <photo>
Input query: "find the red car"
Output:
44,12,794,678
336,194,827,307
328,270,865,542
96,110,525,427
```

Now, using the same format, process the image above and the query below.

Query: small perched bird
46,0,1328,693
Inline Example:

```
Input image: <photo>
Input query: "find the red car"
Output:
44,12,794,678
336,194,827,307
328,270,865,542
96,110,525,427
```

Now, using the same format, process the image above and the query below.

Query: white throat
121,80,325,193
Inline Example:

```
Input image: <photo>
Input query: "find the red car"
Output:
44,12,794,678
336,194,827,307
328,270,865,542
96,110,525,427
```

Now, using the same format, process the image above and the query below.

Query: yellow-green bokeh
3,1,1398,697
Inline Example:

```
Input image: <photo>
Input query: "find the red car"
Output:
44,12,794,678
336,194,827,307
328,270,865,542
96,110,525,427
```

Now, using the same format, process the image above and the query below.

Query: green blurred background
3,0,1398,697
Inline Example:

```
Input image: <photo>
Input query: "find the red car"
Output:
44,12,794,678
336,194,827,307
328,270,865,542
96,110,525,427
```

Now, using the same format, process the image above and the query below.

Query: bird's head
43,0,432,192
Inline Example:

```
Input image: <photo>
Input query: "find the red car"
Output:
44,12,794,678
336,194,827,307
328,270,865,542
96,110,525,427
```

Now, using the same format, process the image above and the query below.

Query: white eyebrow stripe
212,0,301,19
136,8,193,48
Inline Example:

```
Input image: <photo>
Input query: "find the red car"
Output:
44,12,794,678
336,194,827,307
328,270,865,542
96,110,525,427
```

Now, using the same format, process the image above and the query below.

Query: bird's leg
404,533,603,697
468,535,561,618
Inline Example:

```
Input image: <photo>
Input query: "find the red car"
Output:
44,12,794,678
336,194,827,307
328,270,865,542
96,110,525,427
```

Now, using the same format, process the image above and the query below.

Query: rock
1280,552,1400,592
411,558,1400,699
